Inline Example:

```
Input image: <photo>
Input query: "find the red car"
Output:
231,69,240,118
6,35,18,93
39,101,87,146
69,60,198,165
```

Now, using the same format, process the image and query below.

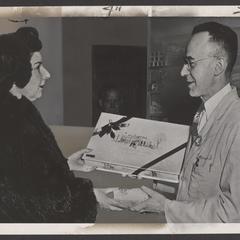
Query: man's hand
94,188,125,211
68,148,96,172
130,186,167,213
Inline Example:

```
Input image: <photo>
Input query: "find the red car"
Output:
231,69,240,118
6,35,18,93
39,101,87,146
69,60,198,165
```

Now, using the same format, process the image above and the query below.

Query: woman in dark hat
0,27,120,223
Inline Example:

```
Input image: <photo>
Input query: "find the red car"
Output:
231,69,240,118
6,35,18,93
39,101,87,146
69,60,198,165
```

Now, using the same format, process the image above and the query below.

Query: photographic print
0,2,240,235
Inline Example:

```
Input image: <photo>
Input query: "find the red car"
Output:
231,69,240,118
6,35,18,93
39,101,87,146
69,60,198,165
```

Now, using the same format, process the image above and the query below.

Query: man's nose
180,64,189,77
41,66,51,80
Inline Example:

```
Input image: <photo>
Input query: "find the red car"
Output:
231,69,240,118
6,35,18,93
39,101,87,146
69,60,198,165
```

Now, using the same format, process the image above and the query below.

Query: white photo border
0,5,239,234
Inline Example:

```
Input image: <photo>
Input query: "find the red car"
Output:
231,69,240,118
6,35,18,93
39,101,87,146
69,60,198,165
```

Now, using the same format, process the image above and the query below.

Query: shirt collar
203,83,232,119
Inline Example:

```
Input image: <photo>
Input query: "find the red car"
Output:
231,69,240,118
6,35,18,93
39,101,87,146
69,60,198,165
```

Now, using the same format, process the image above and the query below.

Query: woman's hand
130,186,167,214
94,188,125,211
68,148,96,172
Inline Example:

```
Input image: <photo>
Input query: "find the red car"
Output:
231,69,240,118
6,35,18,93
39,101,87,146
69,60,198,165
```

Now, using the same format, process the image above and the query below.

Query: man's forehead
106,89,120,98
186,31,217,58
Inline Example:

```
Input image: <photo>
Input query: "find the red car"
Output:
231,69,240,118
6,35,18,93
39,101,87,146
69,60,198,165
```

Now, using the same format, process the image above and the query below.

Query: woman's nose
41,66,51,80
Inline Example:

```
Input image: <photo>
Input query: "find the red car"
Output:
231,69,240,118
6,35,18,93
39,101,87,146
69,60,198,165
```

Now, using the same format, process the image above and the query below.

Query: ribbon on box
132,141,188,176
93,116,131,139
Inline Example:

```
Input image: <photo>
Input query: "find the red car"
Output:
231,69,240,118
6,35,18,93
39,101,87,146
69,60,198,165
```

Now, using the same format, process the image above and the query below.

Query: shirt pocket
192,133,216,174
188,153,215,199
192,152,214,177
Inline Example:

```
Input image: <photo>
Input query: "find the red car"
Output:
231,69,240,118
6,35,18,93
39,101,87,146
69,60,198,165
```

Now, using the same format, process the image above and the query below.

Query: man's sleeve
164,122,240,223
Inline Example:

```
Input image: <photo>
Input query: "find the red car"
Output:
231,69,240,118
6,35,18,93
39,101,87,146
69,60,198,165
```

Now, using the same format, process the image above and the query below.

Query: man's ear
214,57,227,76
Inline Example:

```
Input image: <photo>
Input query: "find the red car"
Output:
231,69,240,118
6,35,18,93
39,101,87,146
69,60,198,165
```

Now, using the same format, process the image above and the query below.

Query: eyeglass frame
183,56,218,71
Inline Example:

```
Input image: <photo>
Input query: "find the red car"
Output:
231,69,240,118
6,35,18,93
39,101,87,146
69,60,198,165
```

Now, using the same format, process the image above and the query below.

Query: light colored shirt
165,87,240,223
198,83,232,132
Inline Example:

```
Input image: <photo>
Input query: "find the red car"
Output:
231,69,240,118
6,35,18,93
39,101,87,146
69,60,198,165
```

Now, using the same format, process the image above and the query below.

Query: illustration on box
82,112,189,183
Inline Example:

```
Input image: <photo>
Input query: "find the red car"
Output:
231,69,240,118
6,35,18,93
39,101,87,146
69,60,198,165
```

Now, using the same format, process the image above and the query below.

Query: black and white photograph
1,4,240,231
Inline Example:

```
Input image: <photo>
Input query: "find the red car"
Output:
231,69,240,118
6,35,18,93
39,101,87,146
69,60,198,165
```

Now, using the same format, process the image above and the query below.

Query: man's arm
165,121,240,223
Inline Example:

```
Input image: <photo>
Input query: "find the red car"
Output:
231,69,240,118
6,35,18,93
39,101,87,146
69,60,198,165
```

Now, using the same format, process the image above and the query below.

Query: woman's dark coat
0,93,97,222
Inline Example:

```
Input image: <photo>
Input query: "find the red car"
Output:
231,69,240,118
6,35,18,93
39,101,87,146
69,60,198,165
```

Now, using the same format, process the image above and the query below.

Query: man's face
102,89,122,114
181,31,219,101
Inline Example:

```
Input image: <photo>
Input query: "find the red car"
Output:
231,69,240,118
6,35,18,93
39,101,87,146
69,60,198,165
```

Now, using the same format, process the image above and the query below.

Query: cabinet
147,50,168,121
147,19,201,125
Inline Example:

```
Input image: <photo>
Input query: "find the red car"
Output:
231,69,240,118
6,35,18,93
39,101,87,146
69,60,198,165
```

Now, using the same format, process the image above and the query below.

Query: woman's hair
0,27,42,100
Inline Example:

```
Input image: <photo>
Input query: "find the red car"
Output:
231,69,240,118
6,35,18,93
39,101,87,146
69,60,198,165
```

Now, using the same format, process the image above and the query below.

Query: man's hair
192,22,238,77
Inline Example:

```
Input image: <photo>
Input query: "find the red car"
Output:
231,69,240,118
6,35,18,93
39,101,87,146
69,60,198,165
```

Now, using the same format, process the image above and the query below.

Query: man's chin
189,90,200,98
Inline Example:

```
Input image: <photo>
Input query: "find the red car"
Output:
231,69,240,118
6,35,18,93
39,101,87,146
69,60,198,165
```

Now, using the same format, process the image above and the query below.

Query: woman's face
20,52,50,101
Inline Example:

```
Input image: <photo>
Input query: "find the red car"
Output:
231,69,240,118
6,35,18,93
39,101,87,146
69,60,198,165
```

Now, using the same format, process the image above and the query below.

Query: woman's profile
0,27,121,222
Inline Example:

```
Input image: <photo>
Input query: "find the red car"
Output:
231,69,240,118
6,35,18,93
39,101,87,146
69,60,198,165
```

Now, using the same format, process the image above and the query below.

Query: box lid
82,112,189,183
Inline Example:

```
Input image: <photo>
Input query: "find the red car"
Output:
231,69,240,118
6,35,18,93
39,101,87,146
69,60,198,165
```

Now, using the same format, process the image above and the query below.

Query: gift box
75,113,189,183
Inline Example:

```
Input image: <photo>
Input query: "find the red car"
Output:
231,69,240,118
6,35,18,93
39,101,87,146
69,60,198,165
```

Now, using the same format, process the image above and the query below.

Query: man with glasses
131,22,240,222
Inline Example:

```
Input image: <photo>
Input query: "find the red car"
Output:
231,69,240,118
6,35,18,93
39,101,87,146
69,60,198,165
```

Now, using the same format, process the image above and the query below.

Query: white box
79,113,189,183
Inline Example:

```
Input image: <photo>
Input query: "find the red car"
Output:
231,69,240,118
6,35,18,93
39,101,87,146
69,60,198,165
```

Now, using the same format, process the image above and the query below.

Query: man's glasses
183,56,216,71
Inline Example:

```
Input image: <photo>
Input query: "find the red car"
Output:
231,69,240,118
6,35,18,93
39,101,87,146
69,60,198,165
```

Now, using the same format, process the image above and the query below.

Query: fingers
107,198,125,209
100,198,124,211
130,200,147,212
78,165,96,172
94,188,125,211
67,157,82,170
68,148,94,171
99,187,119,194
79,148,93,160
108,205,123,211
68,158,96,172
141,186,161,199
130,199,160,214
68,148,92,162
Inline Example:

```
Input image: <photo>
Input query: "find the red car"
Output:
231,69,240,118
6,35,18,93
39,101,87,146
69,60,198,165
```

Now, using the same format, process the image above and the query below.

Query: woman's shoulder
0,93,43,135
0,93,34,116
0,93,22,128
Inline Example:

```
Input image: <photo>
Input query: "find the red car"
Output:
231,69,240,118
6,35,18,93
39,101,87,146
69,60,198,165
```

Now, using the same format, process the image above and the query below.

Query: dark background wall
149,17,240,125
31,18,63,125
91,45,147,125
0,18,63,125
62,17,148,127
2,18,240,127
